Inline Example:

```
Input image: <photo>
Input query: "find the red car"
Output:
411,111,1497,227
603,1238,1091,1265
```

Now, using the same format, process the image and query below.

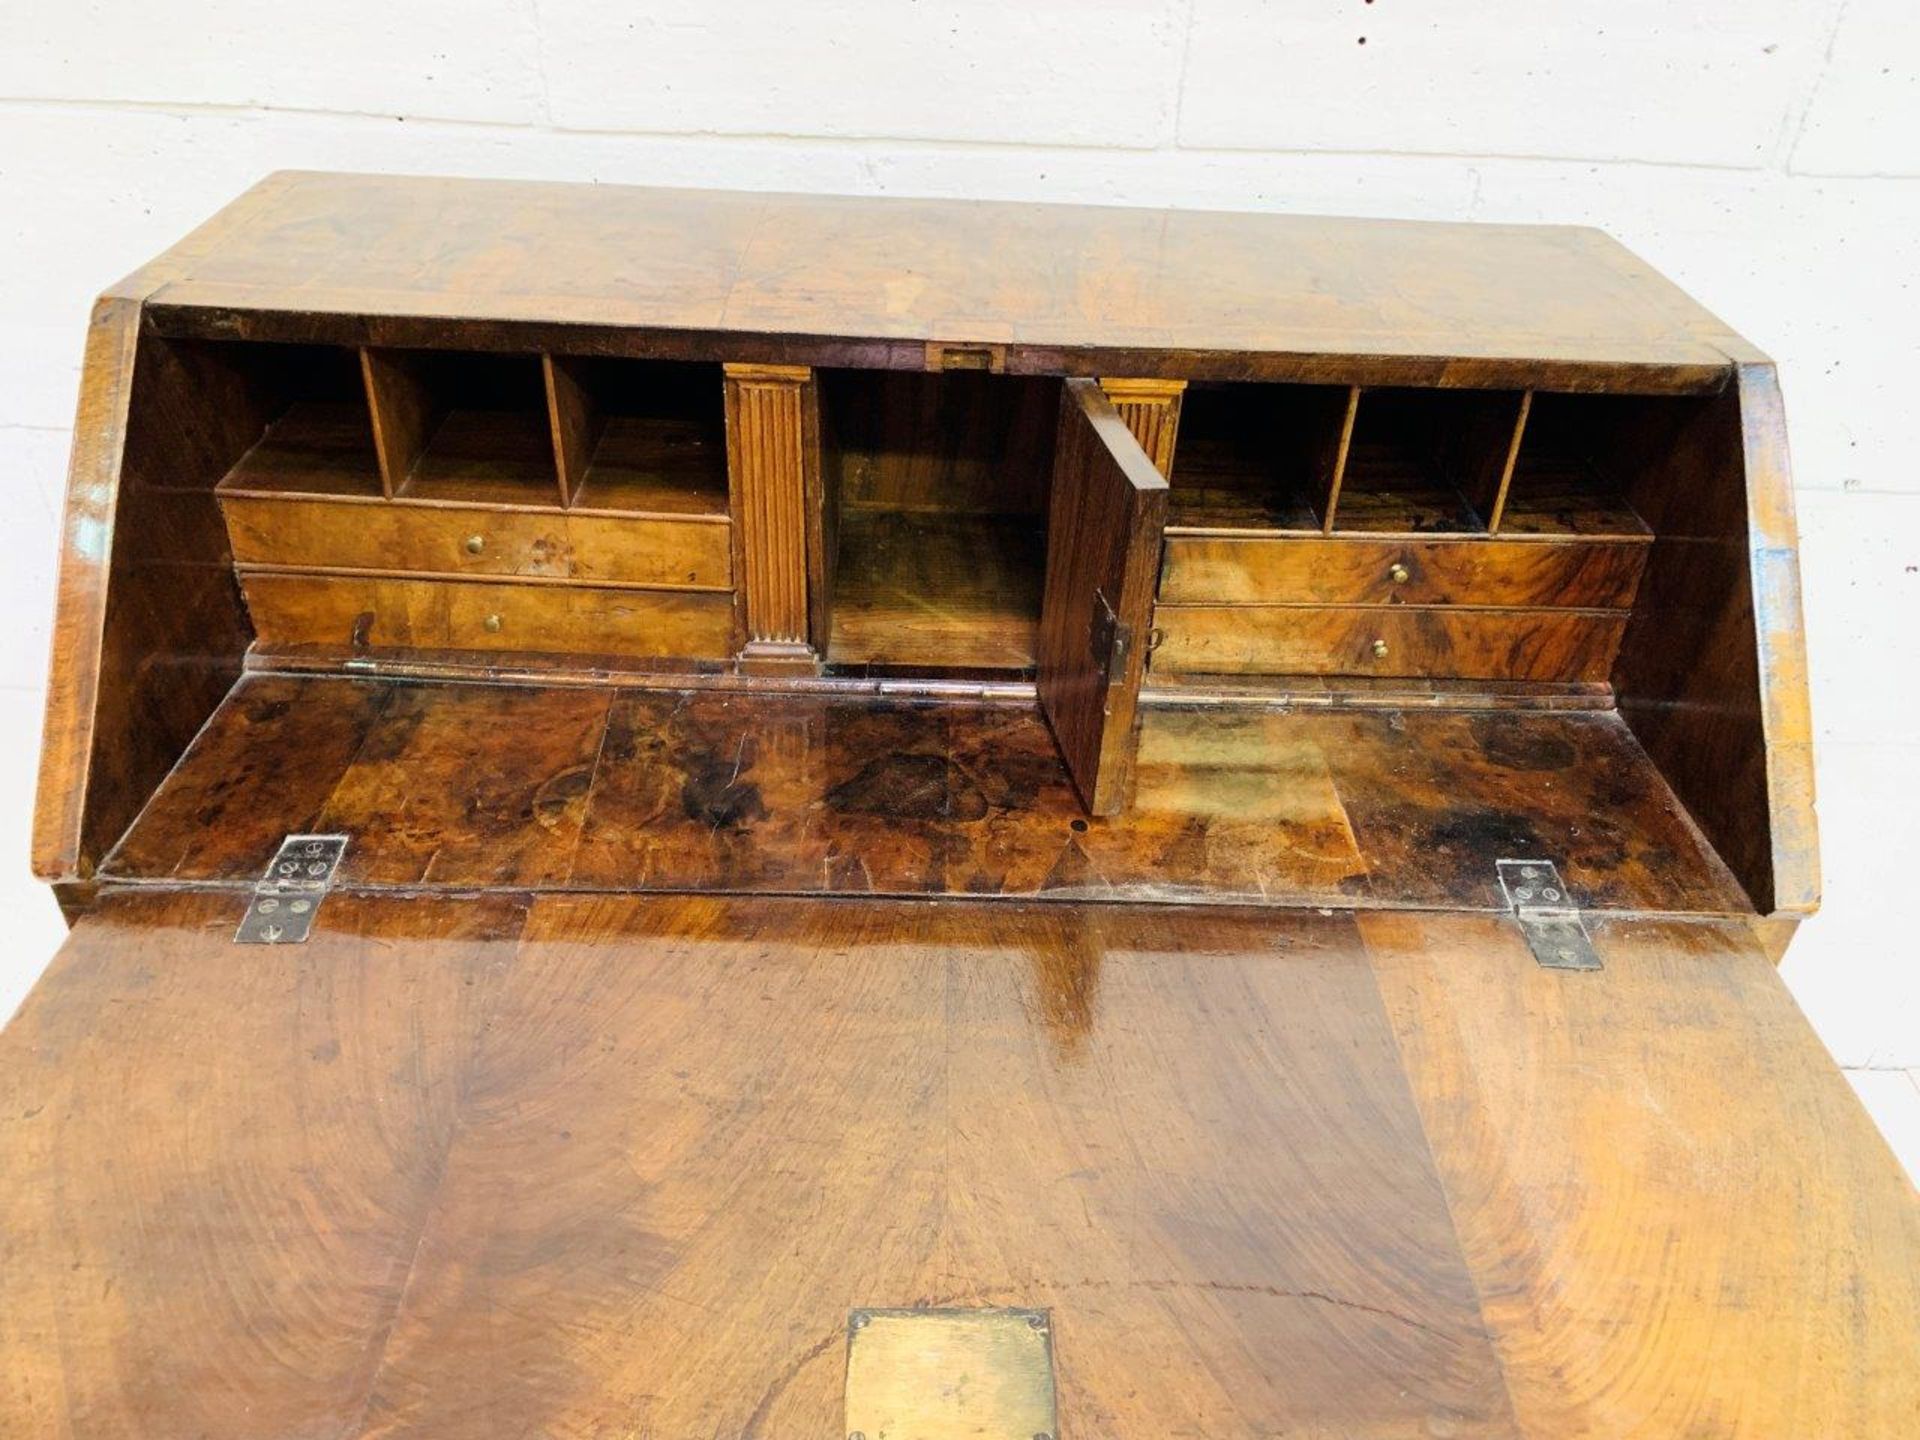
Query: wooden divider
1461,389,1532,533
1313,385,1363,532
543,355,603,506
1326,386,1529,535
358,348,437,498
360,348,737,517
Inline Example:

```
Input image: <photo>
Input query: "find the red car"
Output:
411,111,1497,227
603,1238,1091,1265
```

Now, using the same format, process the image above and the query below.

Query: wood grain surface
31,324,255,886
826,510,1047,670
240,572,736,660
1153,603,1630,682
1037,379,1169,812
1158,533,1648,609
1367,911,1920,1437
1613,365,1819,918
131,172,1751,388
99,674,1747,916
223,494,732,590
1,889,1911,1438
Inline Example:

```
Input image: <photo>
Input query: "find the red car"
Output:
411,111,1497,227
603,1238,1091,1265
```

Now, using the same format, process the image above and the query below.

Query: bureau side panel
1612,365,1817,921
32,315,255,887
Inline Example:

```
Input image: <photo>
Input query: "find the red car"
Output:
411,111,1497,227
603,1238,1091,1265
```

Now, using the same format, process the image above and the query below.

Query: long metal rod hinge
1496,858,1601,972
235,834,349,945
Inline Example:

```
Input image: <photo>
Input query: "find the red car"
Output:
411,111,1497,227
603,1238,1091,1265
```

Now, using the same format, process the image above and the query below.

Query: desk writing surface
122,170,1749,377
1,889,1913,1439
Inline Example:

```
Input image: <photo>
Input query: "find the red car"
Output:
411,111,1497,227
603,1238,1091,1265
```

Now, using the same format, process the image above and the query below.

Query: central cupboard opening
817,370,1063,672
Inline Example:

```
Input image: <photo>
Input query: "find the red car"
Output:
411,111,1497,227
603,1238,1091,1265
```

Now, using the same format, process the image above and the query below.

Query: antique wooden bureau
3,173,1915,1438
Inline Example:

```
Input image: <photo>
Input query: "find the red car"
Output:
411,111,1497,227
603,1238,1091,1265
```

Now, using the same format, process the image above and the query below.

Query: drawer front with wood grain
222,497,732,590
1152,604,1628,682
241,573,736,659
1159,534,1647,608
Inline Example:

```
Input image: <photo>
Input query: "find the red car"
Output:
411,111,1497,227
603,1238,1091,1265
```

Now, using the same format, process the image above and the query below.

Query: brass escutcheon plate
845,1307,1056,1440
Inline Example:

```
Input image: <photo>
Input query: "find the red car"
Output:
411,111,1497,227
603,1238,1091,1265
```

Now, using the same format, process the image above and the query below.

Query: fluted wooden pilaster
1098,378,1187,477
724,363,820,672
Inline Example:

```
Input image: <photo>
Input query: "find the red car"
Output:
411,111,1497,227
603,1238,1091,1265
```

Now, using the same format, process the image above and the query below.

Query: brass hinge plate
1497,858,1601,971
235,834,348,945
845,1307,1056,1440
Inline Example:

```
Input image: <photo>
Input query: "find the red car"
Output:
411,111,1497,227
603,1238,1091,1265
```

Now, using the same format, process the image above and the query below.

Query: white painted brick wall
0,4,1914,1104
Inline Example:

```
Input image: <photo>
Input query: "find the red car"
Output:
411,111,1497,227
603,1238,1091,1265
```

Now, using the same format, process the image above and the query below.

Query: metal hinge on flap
235,834,348,945
1089,587,1131,686
1496,858,1601,972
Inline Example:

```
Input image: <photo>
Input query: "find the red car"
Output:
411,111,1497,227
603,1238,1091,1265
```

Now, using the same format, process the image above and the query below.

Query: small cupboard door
1038,379,1170,814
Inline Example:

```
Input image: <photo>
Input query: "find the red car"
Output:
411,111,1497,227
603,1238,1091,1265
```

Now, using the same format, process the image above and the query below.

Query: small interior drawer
1152,603,1628,682
223,496,732,591
239,572,736,660
1159,534,1647,609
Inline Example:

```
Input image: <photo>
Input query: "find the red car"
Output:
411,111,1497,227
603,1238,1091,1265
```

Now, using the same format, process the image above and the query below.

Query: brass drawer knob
1388,562,1410,584
1370,638,1390,659
464,534,487,555
482,613,503,633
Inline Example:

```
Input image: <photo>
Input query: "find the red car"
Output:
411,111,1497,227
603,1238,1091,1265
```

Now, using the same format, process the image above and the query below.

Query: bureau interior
1153,380,1691,686
203,339,729,513
183,337,739,665
198,340,385,499
818,369,1063,672
1165,382,1351,530
71,322,1792,919
546,356,728,515
1165,382,1672,539
1336,387,1525,533
364,349,557,505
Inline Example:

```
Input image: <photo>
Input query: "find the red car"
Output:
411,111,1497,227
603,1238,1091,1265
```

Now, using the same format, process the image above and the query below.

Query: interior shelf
1497,461,1652,537
1331,388,1517,535
551,357,729,517
375,351,560,508
1333,445,1484,532
827,509,1047,669
213,345,731,517
1165,383,1348,532
1163,384,1535,538
1499,392,1658,539
221,401,385,500
213,343,383,500
820,370,1059,672
399,413,557,507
